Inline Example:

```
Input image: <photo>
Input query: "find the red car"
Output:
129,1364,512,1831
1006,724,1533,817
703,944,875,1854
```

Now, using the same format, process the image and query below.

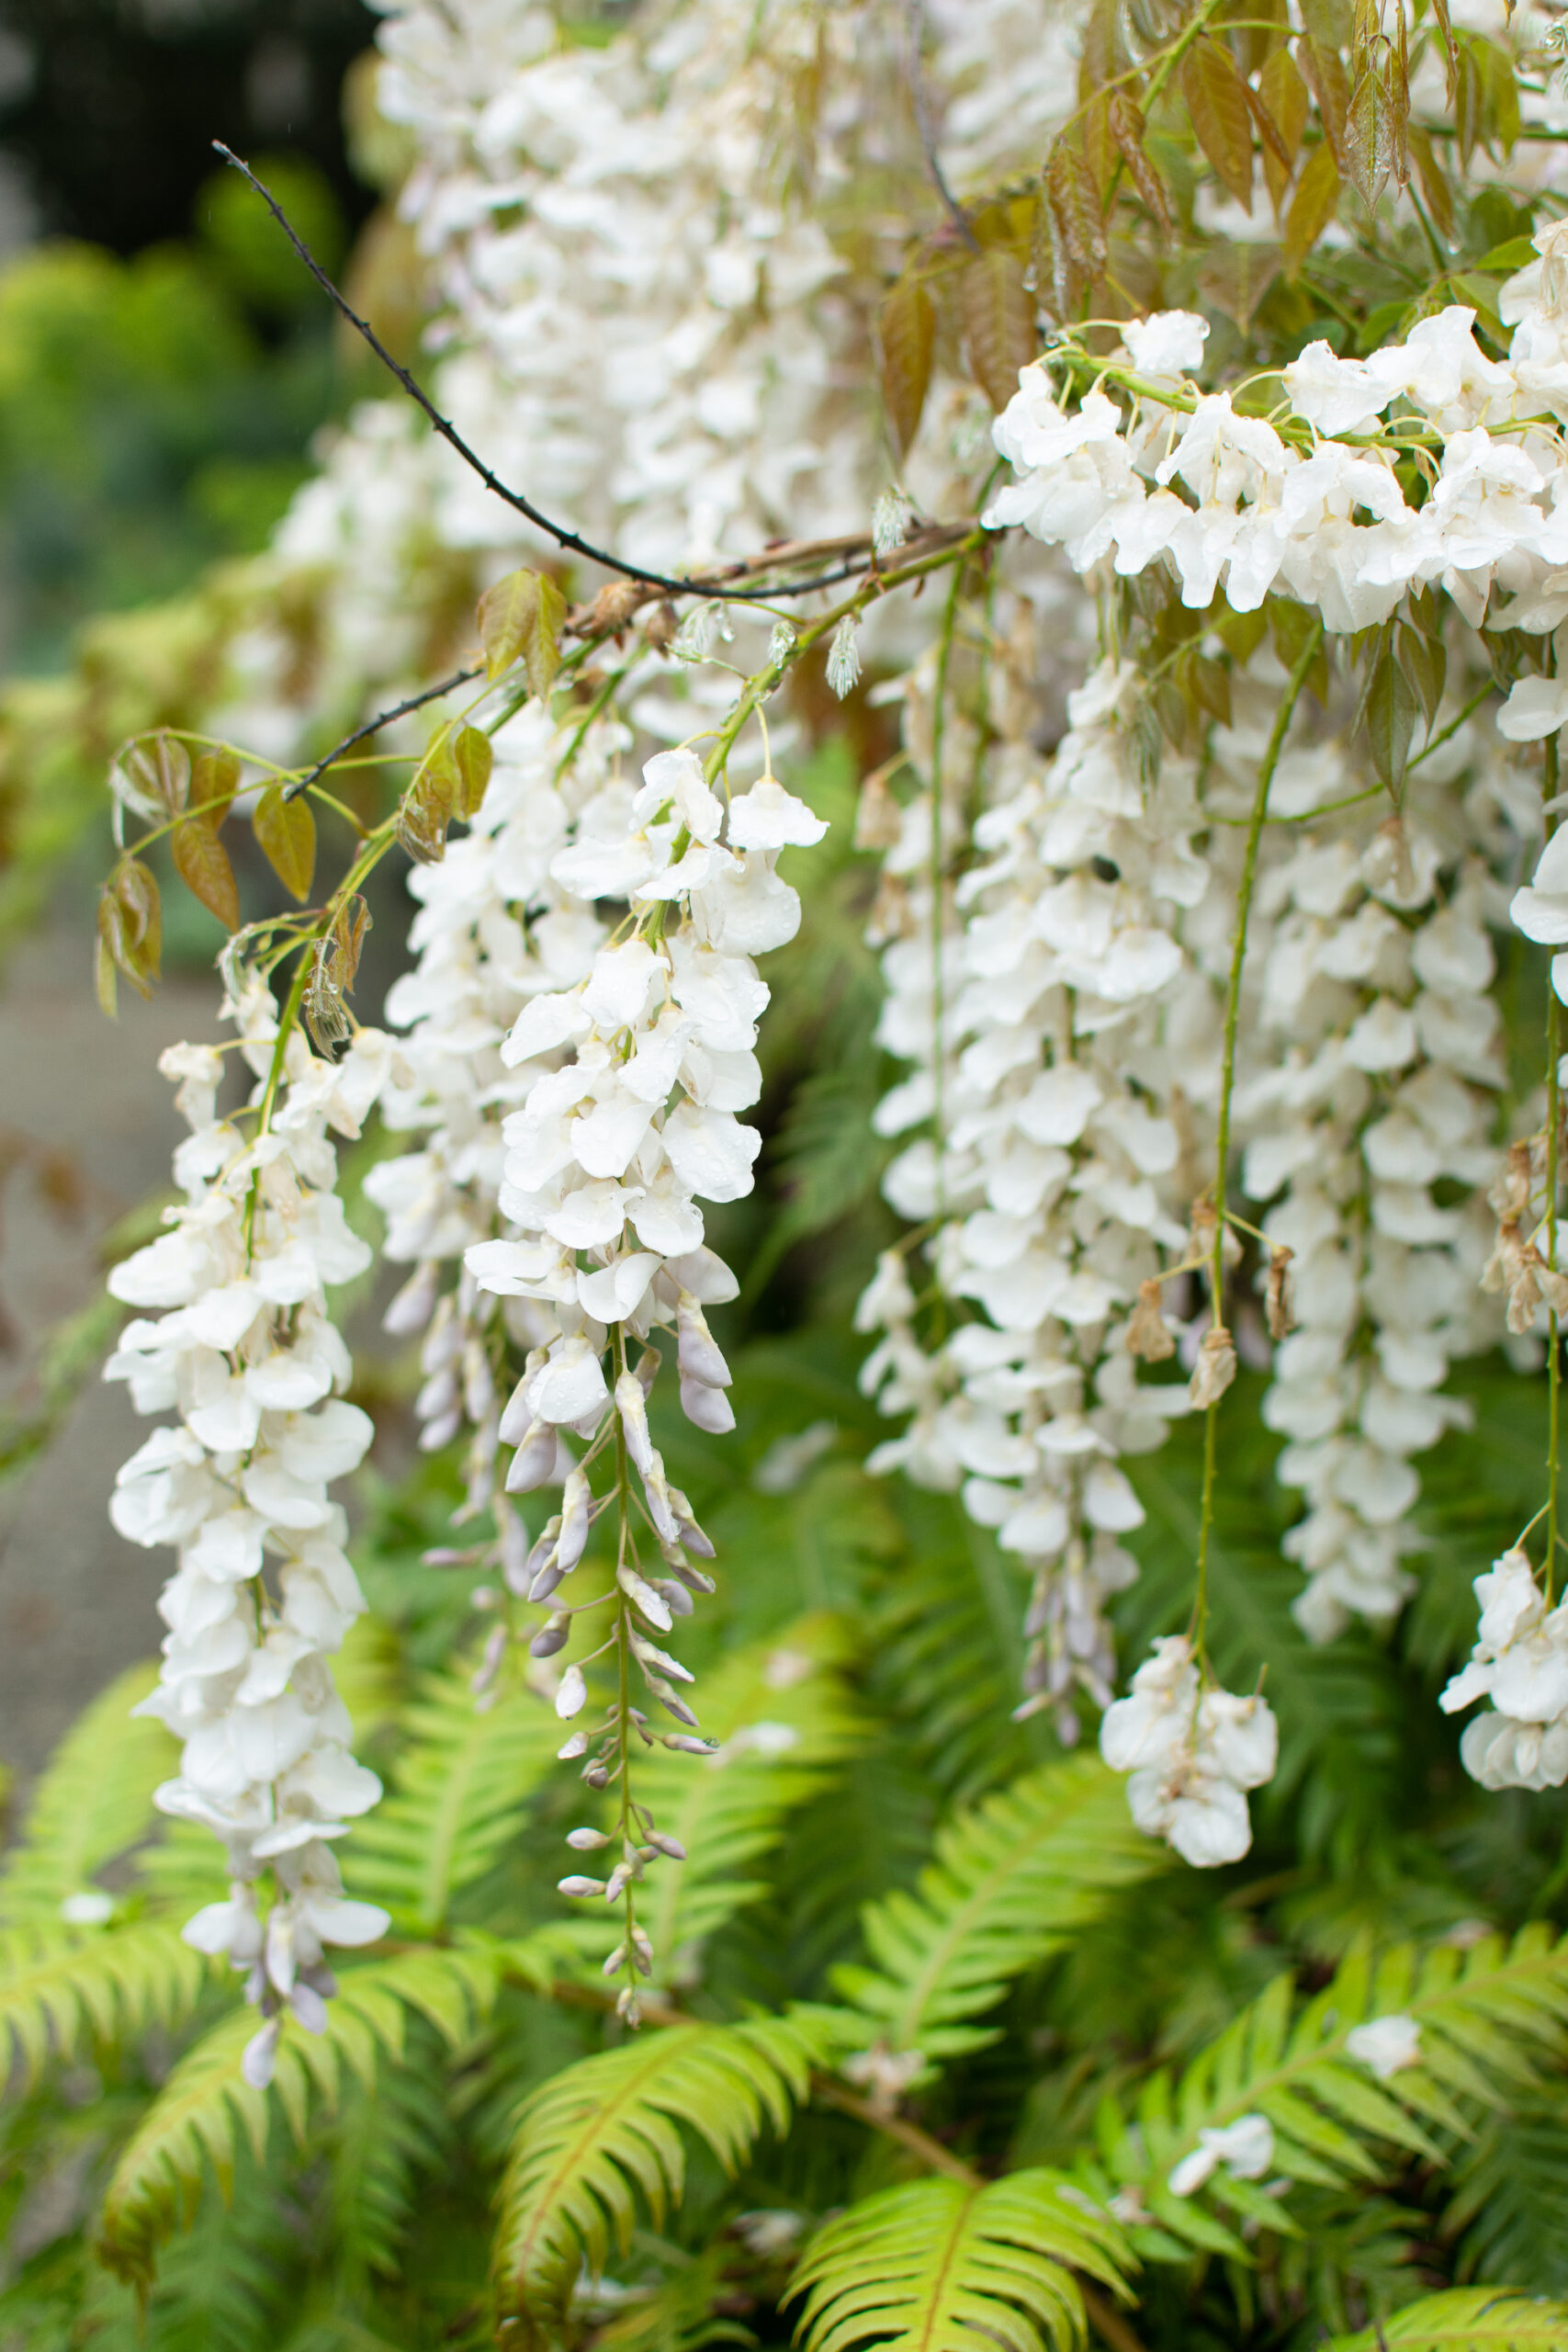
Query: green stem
1547,723,1562,1603
1191,616,1325,1650
928,559,967,1222
611,1331,640,2007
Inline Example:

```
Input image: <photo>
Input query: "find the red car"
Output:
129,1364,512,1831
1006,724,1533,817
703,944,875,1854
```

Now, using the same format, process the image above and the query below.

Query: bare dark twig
904,0,980,250
213,143,890,607
283,666,482,803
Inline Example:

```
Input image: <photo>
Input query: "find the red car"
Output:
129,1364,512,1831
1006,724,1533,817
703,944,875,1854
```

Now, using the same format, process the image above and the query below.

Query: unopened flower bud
558,1875,605,1899
567,1826,610,1850
555,1664,587,1719
680,1375,736,1432
530,1611,572,1659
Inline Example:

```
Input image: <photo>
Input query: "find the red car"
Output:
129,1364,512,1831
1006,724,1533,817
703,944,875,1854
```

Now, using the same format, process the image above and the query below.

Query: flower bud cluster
105,989,395,2086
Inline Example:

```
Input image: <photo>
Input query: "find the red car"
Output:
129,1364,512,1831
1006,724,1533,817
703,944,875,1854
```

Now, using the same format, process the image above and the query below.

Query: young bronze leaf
100,861,161,999
880,273,935,456
960,246,1037,413
1258,47,1308,210
477,568,568,695
253,784,317,903
1345,63,1393,210
1284,141,1341,270
94,929,118,1019
1043,138,1106,290
126,731,190,820
1407,124,1453,242
1108,91,1169,227
1243,81,1292,172
1298,37,1350,170
452,725,493,819
190,748,240,831
1181,37,1255,211
1429,0,1458,104
171,820,240,933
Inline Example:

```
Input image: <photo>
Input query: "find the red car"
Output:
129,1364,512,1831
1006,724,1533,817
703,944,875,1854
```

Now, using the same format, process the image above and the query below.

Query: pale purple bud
602,1943,628,1976
557,1727,590,1760
557,1469,591,1572
651,1577,694,1617
604,1861,636,1903
661,1552,716,1596
289,1980,330,2035
662,1734,717,1755
668,1487,715,1558
530,1611,572,1659
555,1664,587,1719
558,1875,605,1899
567,1826,610,1850
645,1830,687,1860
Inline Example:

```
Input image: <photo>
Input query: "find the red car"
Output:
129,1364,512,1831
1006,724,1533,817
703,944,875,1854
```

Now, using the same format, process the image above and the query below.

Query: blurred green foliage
0,153,349,676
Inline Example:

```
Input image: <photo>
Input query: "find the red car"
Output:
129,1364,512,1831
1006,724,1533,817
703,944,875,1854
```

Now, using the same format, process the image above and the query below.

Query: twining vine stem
1546,714,1562,1600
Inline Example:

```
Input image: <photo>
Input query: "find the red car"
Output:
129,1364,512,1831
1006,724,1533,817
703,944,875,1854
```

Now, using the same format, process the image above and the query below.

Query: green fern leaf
98,1945,500,2286
832,1756,1166,2057
0,1917,208,2084
0,1659,175,1927
616,1613,863,1975
787,2171,1133,2352
1087,1926,1568,2259
345,1659,561,1931
492,2007,836,2336
1331,2288,1568,2348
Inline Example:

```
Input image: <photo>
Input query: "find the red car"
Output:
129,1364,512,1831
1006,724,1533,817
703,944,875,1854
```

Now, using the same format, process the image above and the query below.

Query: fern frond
492,2007,838,2337
1330,2289,1568,2348
787,2171,1133,2352
345,1661,560,1931
1444,2095,1568,2294
0,1917,208,2085
1087,1925,1568,2261
0,1659,175,1926
832,1756,1165,2057
621,1612,862,1974
328,2037,453,2288
98,1945,499,2286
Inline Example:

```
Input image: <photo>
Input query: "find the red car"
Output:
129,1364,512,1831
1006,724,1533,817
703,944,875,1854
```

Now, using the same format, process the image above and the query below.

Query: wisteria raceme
458,737,827,1998
104,989,396,2084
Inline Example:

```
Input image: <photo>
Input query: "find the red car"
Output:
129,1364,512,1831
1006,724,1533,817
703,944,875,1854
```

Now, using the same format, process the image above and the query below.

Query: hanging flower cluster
105,988,395,2084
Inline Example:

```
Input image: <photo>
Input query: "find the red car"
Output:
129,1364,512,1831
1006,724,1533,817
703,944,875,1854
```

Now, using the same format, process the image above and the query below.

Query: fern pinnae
832,1757,1165,2058
98,1946,501,2286
1089,1925,1568,2260
786,2171,1134,2352
619,1613,863,1974
0,1917,208,2085
345,1660,561,1931
0,1659,175,1928
1329,2288,1568,2349
492,2009,833,2335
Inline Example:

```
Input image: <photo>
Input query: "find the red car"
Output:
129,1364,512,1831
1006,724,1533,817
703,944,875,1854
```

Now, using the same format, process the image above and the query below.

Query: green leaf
1331,2290,1568,2349
1181,36,1256,211
493,2009,835,2337
880,273,935,457
252,783,316,902
476,568,567,694
832,1756,1165,2057
789,2171,1133,2352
